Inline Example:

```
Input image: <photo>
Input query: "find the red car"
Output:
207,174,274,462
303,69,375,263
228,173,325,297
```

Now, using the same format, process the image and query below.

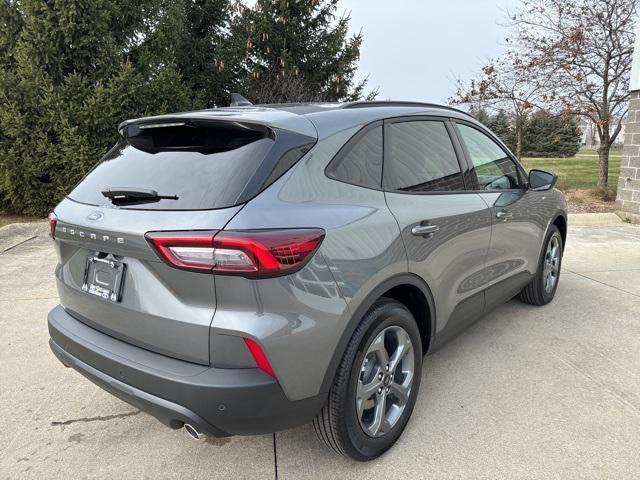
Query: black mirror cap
528,169,558,191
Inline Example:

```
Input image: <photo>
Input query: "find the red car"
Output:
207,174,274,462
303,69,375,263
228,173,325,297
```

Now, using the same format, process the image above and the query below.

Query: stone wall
615,90,640,216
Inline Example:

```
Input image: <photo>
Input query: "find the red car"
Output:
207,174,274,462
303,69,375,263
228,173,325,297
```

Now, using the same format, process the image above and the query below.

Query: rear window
69,121,314,210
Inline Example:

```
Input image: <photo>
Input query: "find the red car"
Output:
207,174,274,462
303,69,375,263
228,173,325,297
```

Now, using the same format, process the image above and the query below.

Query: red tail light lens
212,229,325,276
47,212,57,238
146,229,324,278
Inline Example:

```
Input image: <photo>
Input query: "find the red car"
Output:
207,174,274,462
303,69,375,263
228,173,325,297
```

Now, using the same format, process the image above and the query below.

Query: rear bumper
47,305,325,436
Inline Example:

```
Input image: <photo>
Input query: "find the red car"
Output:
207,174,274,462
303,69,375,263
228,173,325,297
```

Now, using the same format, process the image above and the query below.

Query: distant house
579,118,625,147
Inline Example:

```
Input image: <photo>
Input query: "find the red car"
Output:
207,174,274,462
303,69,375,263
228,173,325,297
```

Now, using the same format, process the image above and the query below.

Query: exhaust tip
184,423,202,441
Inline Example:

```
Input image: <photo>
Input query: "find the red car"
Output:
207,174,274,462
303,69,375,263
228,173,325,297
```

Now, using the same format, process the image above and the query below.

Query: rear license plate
82,256,126,302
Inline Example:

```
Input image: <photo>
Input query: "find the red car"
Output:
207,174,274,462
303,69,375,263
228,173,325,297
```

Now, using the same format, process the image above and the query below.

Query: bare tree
451,50,553,159
244,66,324,104
508,0,638,189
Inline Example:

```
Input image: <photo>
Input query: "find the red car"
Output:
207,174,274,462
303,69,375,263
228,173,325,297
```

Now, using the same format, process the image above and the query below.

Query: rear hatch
52,111,316,365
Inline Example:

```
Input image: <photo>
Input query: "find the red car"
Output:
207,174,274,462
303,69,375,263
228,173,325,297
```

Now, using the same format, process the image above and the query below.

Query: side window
457,124,521,190
383,120,464,192
326,125,382,189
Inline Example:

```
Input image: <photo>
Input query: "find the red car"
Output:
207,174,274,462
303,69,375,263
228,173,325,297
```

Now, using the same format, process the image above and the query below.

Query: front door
453,121,546,310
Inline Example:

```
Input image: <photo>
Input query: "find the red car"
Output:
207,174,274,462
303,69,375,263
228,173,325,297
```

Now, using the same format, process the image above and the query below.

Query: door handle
496,210,513,221
411,224,440,236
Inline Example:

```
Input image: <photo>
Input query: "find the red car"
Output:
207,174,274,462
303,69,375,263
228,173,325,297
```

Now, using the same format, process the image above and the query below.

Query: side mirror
528,169,557,191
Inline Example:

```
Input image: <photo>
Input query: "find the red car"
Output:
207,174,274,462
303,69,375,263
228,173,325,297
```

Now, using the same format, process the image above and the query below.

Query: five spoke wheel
314,299,422,460
356,326,415,437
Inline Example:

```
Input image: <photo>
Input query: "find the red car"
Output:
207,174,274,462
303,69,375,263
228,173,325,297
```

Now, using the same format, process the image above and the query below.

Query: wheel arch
319,273,435,395
552,213,567,250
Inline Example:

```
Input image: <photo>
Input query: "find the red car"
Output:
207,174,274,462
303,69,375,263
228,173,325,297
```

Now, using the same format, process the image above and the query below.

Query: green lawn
521,151,621,191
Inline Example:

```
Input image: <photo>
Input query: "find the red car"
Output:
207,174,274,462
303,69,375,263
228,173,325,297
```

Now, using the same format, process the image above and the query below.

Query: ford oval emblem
87,211,104,222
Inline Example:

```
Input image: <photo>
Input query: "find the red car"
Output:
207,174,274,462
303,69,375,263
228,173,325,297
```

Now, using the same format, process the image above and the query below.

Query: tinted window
327,125,382,189
384,121,464,192
457,124,521,190
69,138,274,210
69,123,314,210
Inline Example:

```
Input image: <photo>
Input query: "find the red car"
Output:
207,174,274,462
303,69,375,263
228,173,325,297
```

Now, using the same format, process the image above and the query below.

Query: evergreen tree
486,109,515,152
230,0,373,103
0,0,197,215
0,0,376,215
0,1,23,70
522,110,581,157
138,0,235,107
555,115,582,158
176,0,234,107
472,108,491,127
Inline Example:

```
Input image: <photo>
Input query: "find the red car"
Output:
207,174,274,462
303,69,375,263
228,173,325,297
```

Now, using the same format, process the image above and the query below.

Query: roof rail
342,101,472,117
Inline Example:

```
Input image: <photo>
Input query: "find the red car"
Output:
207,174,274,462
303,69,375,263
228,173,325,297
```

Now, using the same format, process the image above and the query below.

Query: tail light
145,229,325,278
48,212,57,238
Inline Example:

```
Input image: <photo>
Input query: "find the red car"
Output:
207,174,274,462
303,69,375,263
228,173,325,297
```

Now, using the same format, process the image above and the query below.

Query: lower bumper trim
48,305,326,436
50,338,229,436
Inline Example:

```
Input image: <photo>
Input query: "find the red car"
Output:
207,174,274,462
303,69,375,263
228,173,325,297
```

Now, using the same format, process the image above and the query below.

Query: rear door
452,121,545,310
53,118,315,364
382,117,492,344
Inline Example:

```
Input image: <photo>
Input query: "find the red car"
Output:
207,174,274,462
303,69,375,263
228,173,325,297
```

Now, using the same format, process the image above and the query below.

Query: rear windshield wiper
101,187,178,204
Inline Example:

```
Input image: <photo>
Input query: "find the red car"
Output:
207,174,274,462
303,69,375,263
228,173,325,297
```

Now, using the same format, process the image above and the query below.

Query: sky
338,0,521,103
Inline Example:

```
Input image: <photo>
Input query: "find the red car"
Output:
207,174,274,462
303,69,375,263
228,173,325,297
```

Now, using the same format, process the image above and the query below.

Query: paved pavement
1,221,639,479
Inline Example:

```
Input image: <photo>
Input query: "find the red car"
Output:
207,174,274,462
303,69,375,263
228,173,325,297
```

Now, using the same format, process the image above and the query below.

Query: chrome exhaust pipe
184,423,203,441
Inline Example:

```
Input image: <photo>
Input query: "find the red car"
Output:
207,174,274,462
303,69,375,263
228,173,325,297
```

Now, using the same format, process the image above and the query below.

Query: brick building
615,26,640,220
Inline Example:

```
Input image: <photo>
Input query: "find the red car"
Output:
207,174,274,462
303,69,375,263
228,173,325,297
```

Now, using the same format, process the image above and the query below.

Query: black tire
519,225,563,306
313,298,422,461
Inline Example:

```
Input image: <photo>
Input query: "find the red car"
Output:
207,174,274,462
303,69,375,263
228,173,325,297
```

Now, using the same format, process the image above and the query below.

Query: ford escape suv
47,101,567,461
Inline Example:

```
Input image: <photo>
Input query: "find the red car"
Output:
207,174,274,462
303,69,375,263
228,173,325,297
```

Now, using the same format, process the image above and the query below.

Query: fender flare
318,272,436,395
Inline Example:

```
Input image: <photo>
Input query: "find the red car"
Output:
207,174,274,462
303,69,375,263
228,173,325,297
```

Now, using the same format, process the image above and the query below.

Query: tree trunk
515,116,523,160
597,142,610,190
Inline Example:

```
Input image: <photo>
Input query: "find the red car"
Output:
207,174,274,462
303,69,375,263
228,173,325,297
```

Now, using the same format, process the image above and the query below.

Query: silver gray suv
47,101,567,461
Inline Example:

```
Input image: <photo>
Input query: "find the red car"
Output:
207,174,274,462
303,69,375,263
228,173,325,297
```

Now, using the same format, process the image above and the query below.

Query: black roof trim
342,101,472,117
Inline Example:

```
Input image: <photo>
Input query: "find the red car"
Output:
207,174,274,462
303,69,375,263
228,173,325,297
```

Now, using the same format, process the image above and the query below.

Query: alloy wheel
543,234,560,293
356,326,415,438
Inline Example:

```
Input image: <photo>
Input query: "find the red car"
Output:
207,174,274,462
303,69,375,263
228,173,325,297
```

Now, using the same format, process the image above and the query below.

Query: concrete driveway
1,220,639,479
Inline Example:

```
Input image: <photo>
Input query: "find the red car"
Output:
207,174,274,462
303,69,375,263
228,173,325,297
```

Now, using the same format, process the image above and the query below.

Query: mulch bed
567,201,615,214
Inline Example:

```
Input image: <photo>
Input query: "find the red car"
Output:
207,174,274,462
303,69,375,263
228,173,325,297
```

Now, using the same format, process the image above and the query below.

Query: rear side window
69,122,314,210
383,120,464,192
326,125,383,189
456,124,521,190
